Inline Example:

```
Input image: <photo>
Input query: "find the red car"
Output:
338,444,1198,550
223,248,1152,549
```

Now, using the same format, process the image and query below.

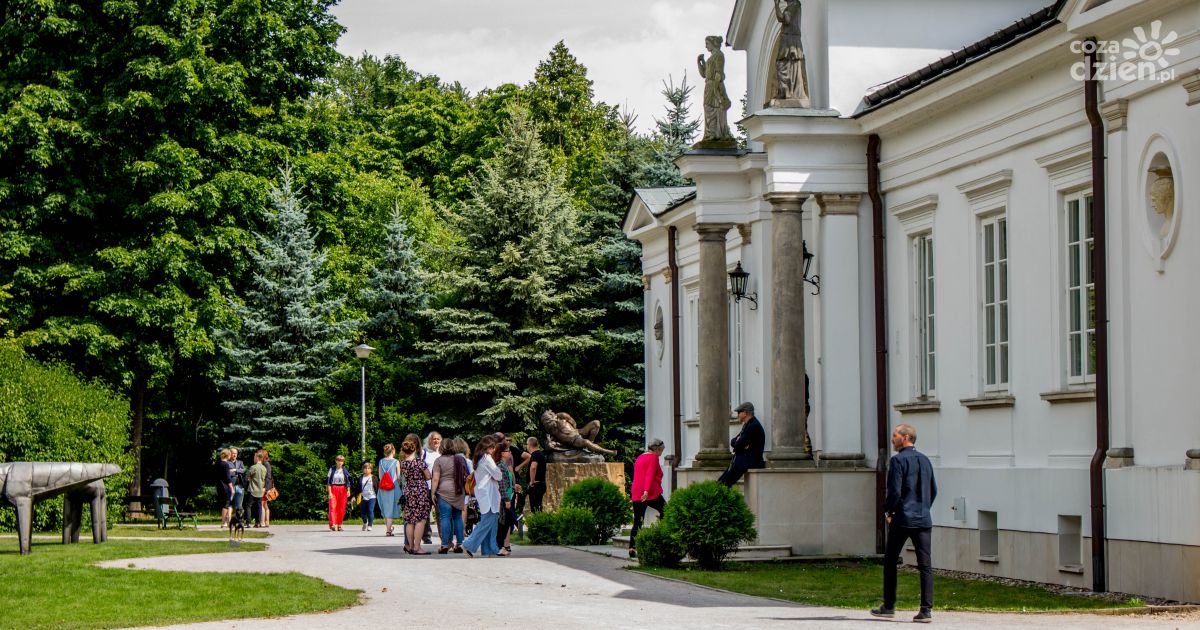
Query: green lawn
0,539,360,629
107,524,270,539
633,561,1141,612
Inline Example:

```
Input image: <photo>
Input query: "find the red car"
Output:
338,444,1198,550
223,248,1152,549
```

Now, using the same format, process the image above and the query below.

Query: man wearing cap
628,438,666,558
718,402,766,486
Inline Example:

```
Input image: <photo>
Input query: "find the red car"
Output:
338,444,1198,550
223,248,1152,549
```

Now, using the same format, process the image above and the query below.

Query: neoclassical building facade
625,0,1199,601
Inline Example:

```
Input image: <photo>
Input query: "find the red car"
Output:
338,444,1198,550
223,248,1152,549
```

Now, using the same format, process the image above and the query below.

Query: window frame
980,213,1010,392
1063,190,1096,386
913,233,937,400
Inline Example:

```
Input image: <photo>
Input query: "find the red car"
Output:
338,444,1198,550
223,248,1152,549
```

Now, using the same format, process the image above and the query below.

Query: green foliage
642,75,698,187
554,506,597,546
260,440,329,520
635,522,686,569
663,481,756,569
0,345,133,531
218,169,358,443
560,477,632,544
524,510,560,545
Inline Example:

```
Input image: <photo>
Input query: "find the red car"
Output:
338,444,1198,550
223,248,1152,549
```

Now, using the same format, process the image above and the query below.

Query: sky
329,0,747,134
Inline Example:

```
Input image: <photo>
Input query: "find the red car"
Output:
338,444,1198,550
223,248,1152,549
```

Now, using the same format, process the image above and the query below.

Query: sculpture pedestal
676,465,875,556
542,462,626,513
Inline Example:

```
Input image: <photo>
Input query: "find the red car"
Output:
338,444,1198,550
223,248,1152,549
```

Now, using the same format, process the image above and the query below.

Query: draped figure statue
696,35,734,146
771,0,811,108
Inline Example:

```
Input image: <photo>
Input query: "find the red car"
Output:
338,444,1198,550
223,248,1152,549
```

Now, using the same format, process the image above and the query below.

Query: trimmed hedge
635,522,686,568
663,481,756,569
0,344,133,532
554,506,596,546
560,477,631,544
524,510,560,544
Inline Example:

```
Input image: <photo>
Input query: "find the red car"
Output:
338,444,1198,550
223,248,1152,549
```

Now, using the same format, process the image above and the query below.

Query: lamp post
353,343,375,464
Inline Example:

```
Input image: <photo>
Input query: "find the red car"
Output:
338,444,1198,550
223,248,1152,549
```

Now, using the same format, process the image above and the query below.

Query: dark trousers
495,502,516,547
528,483,546,512
629,496,666,548
718,459,763,486
883,525,933,611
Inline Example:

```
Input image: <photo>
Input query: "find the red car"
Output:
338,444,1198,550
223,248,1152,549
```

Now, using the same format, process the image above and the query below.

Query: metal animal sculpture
0,462,121,555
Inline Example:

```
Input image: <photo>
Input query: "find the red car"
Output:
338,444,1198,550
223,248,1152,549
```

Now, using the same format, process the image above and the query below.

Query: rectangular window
685,289,699,419
1058,515,1082,570
1064,191,1095,384
728,298,743,409
981,216,1009,391
978,510,998,560
915,234,936,398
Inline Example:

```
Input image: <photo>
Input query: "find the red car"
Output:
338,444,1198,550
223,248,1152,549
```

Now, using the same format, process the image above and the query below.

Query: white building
625,0,1199,601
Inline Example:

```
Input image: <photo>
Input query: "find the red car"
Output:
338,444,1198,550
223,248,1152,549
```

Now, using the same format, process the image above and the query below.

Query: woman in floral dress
400,433,432,554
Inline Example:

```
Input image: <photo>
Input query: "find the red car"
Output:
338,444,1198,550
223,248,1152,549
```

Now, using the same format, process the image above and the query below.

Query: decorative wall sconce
728,261,758,310
803,240,820,295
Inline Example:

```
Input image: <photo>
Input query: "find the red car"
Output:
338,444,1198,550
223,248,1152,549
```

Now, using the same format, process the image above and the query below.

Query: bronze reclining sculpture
0,462,121,555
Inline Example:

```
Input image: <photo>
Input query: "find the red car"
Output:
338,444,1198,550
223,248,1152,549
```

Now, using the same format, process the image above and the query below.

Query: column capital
693,222,735,240
817,193,863,216
1100,98,1128,132
764,192,808,213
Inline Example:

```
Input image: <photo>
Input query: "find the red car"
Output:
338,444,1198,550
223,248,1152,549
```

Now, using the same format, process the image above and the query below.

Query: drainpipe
669,226,683,491
867,134,888,555
1084,41,1110,594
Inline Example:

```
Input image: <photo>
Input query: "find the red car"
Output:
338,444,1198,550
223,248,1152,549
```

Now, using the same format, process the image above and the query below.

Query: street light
353,343,375,464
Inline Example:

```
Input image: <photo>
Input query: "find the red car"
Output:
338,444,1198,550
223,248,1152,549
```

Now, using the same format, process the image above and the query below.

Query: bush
664,481,756,569
0,345,133,532
260,441,330,520
554,506,596,546
635,522,686,568
560,477,631,544
524,510,559,545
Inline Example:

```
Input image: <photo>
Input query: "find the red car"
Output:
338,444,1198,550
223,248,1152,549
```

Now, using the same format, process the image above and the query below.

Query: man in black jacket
872,423,937,623
718,402,765,486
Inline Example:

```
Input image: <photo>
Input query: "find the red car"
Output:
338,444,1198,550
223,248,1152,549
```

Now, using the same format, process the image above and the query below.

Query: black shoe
628,548,637,558
913,609,932,623
869,607,895,618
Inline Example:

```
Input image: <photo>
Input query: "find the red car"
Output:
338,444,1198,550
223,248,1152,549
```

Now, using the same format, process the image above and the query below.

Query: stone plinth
678,466,875,555
543,462,626,513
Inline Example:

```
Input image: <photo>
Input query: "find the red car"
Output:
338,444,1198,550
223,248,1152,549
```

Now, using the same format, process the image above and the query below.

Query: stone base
819,452,867,469
676,466,875,556
546,450,605,464
543,462,626,513
1105,447,1135,468
691,138,738,150
768,97,811,108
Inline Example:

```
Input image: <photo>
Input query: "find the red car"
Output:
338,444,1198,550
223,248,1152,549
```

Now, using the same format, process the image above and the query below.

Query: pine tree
642,75,700,187
363,207,427,349
418,108,600,432
219,168,357,442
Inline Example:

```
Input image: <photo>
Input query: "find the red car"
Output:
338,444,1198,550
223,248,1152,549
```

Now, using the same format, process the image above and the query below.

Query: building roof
855,0,1067,116
633,186,697,217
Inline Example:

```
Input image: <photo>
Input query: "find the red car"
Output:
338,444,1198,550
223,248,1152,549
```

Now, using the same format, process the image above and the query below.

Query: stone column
816,193,866,467
765,193,813,466
693,222,735,467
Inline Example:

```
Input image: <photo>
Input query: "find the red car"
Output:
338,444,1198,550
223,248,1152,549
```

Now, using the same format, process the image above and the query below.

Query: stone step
612,534,793,561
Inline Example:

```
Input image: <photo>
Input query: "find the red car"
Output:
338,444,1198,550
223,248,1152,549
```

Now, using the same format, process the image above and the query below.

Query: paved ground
99,525,1200,629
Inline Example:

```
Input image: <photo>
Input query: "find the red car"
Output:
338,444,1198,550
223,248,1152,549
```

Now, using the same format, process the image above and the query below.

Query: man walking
872,423,937,623
717,402,765,486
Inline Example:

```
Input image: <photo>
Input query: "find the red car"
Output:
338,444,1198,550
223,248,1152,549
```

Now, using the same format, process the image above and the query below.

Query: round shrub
260,441,329,520
635,522,686,568
524,510,560,545
560,477,631,544
663,480,756,569
554,506,597,546
0,345,133,532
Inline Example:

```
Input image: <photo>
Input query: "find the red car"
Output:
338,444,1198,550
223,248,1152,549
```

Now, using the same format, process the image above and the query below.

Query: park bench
154,496,198,529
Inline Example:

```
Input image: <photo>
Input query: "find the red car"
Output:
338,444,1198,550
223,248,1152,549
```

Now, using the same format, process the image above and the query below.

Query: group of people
324,431,549,558
216,447,273,528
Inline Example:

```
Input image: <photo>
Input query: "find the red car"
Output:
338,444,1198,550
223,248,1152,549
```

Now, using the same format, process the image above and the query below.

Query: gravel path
98,525,1200,629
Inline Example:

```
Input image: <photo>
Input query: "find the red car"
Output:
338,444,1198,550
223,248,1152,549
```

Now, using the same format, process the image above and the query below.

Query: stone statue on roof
695,35,736,148
770,0,811,108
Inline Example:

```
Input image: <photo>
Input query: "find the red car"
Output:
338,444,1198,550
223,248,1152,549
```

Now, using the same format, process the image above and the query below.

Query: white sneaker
367,526,372,531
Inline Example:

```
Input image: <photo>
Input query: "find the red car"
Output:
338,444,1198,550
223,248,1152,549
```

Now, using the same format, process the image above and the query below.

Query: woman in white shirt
460,435,503,557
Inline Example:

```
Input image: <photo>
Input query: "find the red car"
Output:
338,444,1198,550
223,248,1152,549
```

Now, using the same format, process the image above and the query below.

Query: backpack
378,460,396,491
464,472,475,496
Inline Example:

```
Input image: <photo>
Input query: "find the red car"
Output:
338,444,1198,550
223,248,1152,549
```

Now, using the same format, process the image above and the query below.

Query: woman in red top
628,438,666,558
